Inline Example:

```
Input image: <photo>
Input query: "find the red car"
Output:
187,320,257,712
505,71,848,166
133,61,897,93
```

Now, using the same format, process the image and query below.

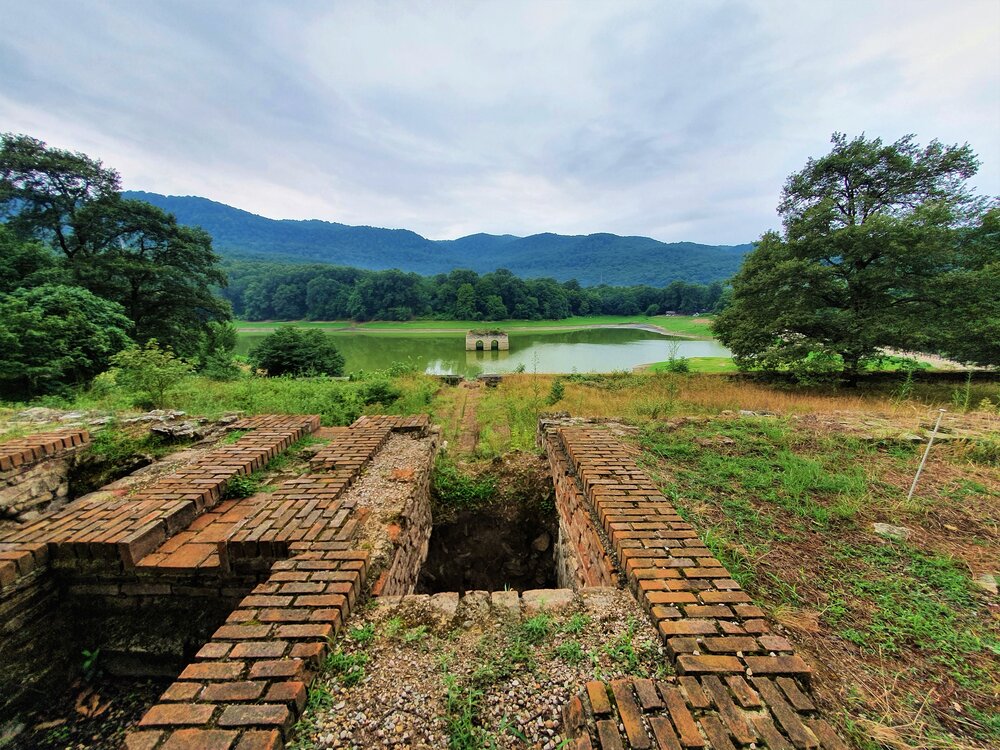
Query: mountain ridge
124,190,751,285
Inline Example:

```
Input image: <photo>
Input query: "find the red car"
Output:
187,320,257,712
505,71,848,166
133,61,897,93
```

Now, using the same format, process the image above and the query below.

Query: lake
236,326,731,376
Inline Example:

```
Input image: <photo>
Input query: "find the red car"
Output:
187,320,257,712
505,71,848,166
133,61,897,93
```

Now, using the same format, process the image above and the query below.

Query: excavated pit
415,454,561,593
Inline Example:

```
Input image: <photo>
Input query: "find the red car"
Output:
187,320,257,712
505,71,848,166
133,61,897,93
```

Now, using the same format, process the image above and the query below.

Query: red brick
230,641,289,659
275,623,334,640
161,728,238,750
200,681,267,702
249,659,308,680
744,655,812,677
179,661,245,681
196,642,232,660
290,642,326,662
610,680,650,749
217,704,292,729
676,655,743,674
596,719,625,750
161,682,203,702
586,680,612,715
214,624,272,640
702,636,758,654
658,619,718,637
235,730,283,750
659,686,705,747
265,680,307,711
684,604,733,619
139,703,216,727
699,591,752,604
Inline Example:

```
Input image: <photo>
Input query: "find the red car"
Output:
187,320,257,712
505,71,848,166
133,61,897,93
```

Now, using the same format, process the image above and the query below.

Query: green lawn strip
234,315,716,337
646,356,737,373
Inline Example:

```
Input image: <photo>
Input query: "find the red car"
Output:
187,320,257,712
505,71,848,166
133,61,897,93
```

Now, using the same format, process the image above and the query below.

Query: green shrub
546,379,565,405
109,340,194,408
249,327,345,377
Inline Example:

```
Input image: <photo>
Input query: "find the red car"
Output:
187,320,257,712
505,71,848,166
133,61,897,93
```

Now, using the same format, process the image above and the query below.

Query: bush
546,379,565,405
109,340,194,408
248,327,345,377
0,284,133,399
360,379,401,406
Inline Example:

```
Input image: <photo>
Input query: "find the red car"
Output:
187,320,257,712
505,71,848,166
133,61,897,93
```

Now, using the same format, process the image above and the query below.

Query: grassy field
635,416,999,748
233,314,717,338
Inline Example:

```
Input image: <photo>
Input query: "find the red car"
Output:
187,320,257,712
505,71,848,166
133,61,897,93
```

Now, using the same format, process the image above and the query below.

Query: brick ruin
0,414,849,749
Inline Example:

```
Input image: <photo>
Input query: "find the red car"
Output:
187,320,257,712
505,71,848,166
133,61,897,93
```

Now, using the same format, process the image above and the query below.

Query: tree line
222,262,726,321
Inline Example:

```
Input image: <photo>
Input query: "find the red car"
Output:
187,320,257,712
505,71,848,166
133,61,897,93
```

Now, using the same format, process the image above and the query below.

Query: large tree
0,134,230,357
714,132,997,379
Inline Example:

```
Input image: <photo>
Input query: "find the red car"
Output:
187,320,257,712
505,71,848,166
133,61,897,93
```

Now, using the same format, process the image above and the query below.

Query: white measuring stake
906,408,946,503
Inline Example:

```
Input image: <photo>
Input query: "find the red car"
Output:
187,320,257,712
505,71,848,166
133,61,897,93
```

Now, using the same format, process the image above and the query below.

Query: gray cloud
1,0,997,244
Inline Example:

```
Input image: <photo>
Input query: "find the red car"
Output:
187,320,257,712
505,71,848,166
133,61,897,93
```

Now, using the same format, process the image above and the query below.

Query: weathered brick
124,732,163,750
200,681,267,702
744,655,812,678
235,730,283,750
217,704,292,730
595,719,625,750
179,661,245,681
161,728,239,750
676,654,743,674
610,680,650,749
139,703,216,727
659,685,705,747
659,619,718,637
265,680,307,711
586,680,612,715
248,658,308,680
230,641,289,659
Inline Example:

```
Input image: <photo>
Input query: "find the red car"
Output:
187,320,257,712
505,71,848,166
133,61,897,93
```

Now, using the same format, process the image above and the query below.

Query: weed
324,650,367,687
519,614,552,645
403,625,429,645
555,640,585,665
433,458,497,508
224,472,261,499
560,613,590,634
384,616,404,639
349,623,376,645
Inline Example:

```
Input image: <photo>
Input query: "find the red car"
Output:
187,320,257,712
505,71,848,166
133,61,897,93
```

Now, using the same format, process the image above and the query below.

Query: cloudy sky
2,1,998,244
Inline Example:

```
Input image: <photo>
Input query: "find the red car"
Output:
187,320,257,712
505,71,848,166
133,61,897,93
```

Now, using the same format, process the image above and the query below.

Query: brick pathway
544,424,848,750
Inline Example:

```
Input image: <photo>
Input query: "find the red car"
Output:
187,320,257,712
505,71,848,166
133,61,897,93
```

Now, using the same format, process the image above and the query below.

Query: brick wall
0,429,90,520
123,415,436,749
540,427,618,590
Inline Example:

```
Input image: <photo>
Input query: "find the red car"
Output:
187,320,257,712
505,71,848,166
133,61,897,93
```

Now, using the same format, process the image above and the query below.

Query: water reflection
236,327,731,376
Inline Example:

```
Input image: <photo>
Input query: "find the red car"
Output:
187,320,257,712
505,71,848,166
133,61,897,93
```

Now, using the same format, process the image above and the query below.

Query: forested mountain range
124,191,751,286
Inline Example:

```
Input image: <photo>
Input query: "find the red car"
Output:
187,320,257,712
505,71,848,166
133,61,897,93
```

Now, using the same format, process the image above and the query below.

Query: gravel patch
290,587,667,750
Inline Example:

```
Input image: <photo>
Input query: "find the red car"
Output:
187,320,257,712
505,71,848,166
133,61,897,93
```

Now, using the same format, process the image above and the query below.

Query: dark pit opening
416,506,558,592
416,455,560,593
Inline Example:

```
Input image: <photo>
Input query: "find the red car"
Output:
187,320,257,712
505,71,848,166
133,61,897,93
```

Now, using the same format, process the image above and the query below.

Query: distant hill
124,191,751,286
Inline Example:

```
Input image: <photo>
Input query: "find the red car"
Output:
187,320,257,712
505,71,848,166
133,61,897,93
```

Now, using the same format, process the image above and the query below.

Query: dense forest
222,261,726,321
126,191,751,286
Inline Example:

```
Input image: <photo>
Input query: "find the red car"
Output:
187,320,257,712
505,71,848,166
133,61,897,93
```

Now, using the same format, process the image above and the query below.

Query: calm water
235,327,731,376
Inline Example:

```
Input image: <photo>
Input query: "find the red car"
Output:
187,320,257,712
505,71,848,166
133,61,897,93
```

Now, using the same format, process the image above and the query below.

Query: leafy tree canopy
248,327,346,377
0,284,133,399
714,132,997,379
0,133,231,358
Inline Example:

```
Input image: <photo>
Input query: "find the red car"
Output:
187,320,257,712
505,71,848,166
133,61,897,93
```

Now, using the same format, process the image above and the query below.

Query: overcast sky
2,1,998,244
